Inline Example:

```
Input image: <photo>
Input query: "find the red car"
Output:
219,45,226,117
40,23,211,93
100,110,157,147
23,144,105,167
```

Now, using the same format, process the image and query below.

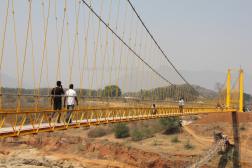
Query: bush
171,135,180,143
131,127,153,141
190,115,199,121
160,117,182,134
114,123,130,138
129,121,157,141
184,140,194,150
88,127,109,138
131,129,144,141
152,139,160,146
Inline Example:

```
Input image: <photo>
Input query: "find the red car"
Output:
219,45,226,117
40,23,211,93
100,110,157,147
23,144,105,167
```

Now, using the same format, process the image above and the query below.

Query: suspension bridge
0,0,246,138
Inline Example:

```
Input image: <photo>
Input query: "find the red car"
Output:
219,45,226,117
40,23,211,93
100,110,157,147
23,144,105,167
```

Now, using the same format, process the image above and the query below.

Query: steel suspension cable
28,1,36,108
140,34,148,91
89,0,104,96
108,0,121,97
54,0,60,78
65,1,72,85
116,2,129,96
11,0,21,109
56,0,67,81
18,0,33,111
42,0,50,106
0,0,9,74
76,3,81,110
0,0,10,109
80,0,173,85
76,0,83,103
123,9,134,92
80,1,92,98
100,0,113,91
130,20,138,88
136,26,145,92
38,0,51,109
126,0,193,88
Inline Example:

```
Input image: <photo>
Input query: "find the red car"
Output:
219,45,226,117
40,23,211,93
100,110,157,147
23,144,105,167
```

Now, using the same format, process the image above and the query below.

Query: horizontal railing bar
0,107,235,114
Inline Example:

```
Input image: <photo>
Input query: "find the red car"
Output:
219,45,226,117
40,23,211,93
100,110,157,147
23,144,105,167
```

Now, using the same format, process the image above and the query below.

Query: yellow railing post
239,69,244,112
226,69,231,108
0,87,2,110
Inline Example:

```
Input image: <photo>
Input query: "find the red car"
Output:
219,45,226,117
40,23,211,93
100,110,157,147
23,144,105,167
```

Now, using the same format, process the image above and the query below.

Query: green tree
103,85,122,97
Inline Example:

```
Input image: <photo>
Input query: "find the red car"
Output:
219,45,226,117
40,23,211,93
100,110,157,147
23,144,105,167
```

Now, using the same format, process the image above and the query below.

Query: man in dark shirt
51,81,65,123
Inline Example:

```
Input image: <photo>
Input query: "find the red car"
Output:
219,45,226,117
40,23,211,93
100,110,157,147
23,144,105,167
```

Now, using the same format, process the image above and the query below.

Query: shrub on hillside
113,123,130,138
131,127,153,141
131,130,144,141
159,117,182,134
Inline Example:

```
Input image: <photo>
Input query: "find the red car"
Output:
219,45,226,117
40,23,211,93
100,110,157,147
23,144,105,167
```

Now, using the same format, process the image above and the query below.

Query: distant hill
193,85,217,99
124,84,218,101
180,70,252,95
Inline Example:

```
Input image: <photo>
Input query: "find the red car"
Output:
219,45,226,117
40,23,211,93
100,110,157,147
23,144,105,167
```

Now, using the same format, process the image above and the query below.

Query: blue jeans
66,105,74,123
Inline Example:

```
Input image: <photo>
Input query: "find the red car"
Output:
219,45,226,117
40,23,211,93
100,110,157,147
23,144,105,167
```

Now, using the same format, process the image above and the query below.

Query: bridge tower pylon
239,69,244,112
226,69,231,108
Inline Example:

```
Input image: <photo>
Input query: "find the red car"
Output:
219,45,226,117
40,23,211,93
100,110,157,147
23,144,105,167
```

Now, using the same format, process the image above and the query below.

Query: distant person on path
51,81,65,123
64,84,78,124
178,97,184,113
151,103,157,115
216,102,223,111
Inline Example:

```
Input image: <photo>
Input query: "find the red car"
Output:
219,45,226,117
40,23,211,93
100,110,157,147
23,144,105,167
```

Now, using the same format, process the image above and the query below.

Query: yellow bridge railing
0,107,235,138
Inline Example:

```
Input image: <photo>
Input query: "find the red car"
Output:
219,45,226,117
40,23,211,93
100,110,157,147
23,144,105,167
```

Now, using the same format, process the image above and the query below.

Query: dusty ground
189,112,252,167
0,112,252,168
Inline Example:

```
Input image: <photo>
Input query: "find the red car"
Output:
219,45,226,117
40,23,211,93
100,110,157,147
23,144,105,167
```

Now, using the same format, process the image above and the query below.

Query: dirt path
183,125,213,144
52,153,136,168
184,123,252,167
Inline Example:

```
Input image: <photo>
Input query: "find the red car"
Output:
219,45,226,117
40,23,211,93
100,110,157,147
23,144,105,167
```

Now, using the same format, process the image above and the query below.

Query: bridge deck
0,107,235,138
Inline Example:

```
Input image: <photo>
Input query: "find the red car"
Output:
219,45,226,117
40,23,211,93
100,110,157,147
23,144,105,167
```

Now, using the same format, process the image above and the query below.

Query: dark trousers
179,106,183,113
52,103,62,123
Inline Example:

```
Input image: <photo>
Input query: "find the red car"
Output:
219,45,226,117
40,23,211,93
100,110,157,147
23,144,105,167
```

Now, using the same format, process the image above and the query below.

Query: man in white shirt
64,84,78,123
178,97,184,113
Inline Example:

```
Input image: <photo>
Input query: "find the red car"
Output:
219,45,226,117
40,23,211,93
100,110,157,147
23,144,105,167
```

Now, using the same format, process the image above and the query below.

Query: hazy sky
129,0,252,94
132,0,252,73
1,0,251,93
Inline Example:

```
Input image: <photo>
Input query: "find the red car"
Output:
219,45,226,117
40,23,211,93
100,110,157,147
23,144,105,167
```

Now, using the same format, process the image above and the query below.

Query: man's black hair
69,84,74,89
56,81,61,87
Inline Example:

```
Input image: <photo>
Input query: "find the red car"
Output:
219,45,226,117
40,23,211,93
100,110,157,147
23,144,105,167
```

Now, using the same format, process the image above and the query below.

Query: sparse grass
171,135,180,143
240,125,246,131
77,144,86,151
152,139,159,146
88,127,111,138
184,140,194,150
190,115,199,121
129,121,160,141
131,130,144,141
131,127,153,141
